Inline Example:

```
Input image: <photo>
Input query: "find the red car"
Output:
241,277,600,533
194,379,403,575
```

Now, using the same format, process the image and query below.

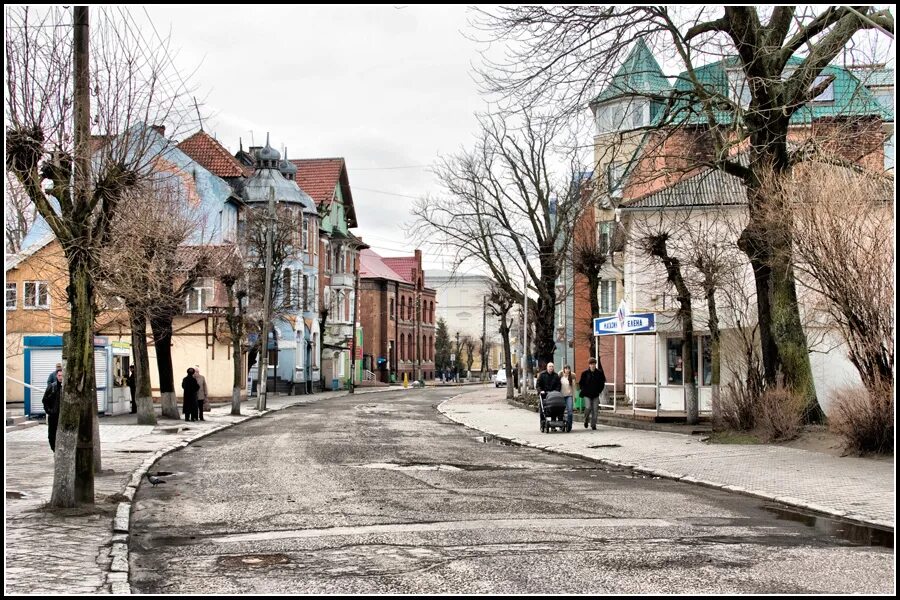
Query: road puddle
763,505,893,548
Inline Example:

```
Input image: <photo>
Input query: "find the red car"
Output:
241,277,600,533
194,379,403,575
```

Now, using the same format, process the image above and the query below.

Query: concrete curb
437,394,893,532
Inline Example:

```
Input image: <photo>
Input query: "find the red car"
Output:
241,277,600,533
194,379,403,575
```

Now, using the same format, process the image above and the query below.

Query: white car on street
494,369,507,388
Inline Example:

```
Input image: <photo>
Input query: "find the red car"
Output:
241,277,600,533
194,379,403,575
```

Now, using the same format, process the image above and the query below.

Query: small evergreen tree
434,318,451,373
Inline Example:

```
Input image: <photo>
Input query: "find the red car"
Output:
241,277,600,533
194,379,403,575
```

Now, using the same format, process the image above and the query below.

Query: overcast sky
141,5,489,270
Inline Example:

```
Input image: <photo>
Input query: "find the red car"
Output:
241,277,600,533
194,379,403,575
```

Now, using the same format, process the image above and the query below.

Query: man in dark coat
127,365,137,414
181,368,200,422
42,369,63,451
535,362,562,397
578,357,607,430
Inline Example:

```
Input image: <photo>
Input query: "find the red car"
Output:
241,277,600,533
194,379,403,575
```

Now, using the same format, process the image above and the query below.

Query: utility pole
256,186,275,410
455,330,460,381
349,258,360,394
415,290,421,383
481,294,487,381
522,269,529,393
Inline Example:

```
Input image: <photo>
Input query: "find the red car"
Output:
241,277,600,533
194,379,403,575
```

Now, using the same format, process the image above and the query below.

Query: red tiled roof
292,158,343,206
178,131,251,178
382,257,418,284
359,249,407,282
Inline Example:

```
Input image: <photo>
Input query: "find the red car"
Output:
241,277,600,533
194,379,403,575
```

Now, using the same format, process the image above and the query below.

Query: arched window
400,297,406,322
400,334,405,361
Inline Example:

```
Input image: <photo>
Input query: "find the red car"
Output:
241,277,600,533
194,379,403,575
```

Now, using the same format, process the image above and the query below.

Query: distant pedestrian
194,365,209,421
127,365,137,414
47,362,62,386
559,365,575,431
578,358,606,430
181,368,200,422
42,369,63,452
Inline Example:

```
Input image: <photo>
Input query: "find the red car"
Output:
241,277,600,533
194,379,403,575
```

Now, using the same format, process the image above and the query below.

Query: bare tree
460,335,478,377
5,6,198,506
472,6,894,422
414,108,589,370
242,204,305,392
216,246,249,416
5,176,36,254
97,177,204,425
778,163,894,392
487,283,517,399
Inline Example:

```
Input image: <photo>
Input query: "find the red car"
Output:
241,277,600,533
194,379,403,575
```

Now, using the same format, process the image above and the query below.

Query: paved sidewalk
439,388,895,530
4,387,394,595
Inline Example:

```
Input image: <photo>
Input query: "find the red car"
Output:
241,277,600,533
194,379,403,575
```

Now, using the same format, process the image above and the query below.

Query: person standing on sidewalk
181,368,200,422
536,362,561,397
46,362,62,386
578,358,606,430
559,365,575,431
127,365,137,414
194,365,209,421
42,369,63,452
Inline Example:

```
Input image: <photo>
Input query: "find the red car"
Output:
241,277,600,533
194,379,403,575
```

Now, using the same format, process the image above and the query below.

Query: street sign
450,353,455,362
593,312,656,336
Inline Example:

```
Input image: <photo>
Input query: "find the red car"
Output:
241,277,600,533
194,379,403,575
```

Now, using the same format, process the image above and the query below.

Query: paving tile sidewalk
4,388,394,595
439,388,895,531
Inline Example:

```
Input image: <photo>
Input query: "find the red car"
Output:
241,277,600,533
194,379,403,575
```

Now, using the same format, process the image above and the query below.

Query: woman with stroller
559,365,575,432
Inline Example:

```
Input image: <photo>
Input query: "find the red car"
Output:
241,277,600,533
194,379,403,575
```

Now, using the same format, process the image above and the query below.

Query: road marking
208,518,673,544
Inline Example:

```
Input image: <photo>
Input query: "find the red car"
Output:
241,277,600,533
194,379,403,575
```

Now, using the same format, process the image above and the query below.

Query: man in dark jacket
182,368,200,422
578,358,607,430
536,362,562,396
42,369,63,451
127,365,137,414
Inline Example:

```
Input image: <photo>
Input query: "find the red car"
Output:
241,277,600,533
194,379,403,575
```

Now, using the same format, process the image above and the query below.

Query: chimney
151,124,166,137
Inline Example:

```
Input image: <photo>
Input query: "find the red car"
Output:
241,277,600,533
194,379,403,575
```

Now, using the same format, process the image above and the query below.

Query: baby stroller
540,391,571,433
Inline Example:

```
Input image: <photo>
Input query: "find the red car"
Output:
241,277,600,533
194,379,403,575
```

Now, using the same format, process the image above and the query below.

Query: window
666,337,701,385
607,162,626,198
302,274,309,311
599,280,616,314
390,298,395,320
325,243,332,271
872,88,893,110
595,98,647,134
282,269,292,307
302,217,309,256
885,131,895,172
186,278,214,313
727,69,751,108
810,74,834,102
312,334,318,367
400,297,406,321
598,221,614,254
700,336,712,386
23,281,49,309
6,283,16,310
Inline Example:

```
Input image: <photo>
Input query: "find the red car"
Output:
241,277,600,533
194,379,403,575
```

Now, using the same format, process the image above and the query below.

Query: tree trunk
741,141,823,423
500,315,514,400
704,282,723,431
150,314,180,418
51,257,96,507
231,322,243,416
130,312,157,425
586,271,600,359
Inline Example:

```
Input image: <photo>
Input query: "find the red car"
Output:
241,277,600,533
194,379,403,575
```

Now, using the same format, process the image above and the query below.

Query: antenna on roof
239,137,243,152
193,96,203,132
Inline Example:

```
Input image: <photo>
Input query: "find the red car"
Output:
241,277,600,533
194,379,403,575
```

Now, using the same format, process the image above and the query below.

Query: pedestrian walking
42,369,63,452
181,368,200,422
127,365,137,414
578,357,606,430
194,365,209,421
535,362,561,396
559,365,575,431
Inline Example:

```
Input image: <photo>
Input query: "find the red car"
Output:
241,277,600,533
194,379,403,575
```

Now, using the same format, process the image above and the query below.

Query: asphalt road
129,388,894,594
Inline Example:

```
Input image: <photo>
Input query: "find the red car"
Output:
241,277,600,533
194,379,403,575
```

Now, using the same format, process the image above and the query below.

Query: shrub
720,379,756,431
756,388,805,442
830,383,894,455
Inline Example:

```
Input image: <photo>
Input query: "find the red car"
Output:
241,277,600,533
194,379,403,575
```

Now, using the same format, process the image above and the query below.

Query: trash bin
574,390,584,411
332,378,340,391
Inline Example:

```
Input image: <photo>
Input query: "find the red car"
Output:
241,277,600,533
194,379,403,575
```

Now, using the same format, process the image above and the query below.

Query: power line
353,187,423,200
352,164,431,171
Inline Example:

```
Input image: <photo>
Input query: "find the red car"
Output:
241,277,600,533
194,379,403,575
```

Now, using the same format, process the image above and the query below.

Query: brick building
359,249,437,383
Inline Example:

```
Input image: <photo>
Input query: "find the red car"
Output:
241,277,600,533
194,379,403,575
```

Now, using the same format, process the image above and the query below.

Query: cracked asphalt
128,388,894,594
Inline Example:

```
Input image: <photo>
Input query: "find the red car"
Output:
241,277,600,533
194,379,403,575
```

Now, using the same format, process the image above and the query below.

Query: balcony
330,273,354,289
326,322,354,339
